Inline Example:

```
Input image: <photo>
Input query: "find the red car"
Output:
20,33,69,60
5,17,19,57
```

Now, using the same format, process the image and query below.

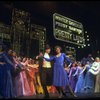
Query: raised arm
89,68,100,75
80,65,87,74
63,53,73,67
43,56,55,62
63,53,72,63
73,67,79,76
68,68,73,77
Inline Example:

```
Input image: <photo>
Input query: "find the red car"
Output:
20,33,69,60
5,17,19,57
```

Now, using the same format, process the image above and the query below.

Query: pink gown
14,60,32,97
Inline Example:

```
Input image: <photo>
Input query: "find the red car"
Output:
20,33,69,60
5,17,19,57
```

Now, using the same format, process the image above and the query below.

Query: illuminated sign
53,13,85,46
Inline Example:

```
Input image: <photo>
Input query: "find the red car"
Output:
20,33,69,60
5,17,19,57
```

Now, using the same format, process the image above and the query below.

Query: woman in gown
0,44,15,98
13,53,31,97
69,62,78,91
33,60,44,94
26,58,36,95
74,62,84,93
81,62,95,93
43,46,76,98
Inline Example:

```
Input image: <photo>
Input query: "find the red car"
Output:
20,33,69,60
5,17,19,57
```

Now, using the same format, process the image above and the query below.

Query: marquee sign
53,13,85,46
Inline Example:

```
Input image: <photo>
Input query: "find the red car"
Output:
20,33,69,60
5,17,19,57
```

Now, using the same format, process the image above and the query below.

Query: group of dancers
0,42,100,99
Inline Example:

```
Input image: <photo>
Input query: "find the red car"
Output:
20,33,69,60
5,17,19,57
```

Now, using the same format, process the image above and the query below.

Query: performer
69,62,78,91
81,61,95,93
12,52,31,97
37,45,53,98
42,46,76,98
0,42,15,98
33,60,44,94
74,62,83,93
89,57,100,93
26,59,37,95
87,54,94,64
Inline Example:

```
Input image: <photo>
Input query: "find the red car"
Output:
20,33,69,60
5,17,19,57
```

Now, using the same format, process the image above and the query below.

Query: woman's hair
54,46,62,51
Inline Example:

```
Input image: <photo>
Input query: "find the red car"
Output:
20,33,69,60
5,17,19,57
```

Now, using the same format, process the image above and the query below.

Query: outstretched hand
39,52,43,57
36,52,43,59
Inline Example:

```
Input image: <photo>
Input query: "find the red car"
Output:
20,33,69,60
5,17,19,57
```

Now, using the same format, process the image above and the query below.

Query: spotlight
85,31,87,33
84,44,86,47
87,39,89,41
87,35,89,38
78,46,80,48
81,46,84,48
77,41,79,43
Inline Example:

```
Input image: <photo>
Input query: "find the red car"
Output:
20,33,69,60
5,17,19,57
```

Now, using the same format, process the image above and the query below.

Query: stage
15,93,100,99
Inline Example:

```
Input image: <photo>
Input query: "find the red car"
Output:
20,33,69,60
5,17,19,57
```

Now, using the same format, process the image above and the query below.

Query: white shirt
43,53,51,68
89,62,100,75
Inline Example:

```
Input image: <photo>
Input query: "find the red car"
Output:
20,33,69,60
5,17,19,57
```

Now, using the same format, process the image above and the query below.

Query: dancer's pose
0,42,15,98
42,46,76,98
37,45,53,98
89,57,100,93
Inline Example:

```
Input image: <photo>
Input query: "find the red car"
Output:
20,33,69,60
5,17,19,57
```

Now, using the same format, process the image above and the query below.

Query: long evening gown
74,66,84,93
44,53,72,86
69,67,77,91
14,62,32,97
81,65,95,93
25,65,36,95
0,52,15,98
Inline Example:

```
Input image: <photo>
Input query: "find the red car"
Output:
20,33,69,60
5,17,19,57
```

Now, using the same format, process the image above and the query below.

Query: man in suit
37,45,53,98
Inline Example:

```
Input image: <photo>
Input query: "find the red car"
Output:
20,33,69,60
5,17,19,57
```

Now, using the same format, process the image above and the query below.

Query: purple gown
69,67,77,91
74,66,84,93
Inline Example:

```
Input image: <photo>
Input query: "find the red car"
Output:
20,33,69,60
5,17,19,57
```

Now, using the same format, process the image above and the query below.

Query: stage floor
0,93,100,99
16,93,100,99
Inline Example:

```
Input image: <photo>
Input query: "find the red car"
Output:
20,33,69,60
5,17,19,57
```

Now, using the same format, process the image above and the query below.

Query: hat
45,44,51,50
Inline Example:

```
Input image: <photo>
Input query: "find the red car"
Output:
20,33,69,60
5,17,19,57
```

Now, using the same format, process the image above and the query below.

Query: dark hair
55,46,62,51
45,44,51,50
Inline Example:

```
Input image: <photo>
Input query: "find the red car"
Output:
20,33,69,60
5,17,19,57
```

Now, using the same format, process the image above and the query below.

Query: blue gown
81,65,95,93
75,65,95,93
0,52,15,98
44,53,72,86
74,67,84,93
69,67,77,91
